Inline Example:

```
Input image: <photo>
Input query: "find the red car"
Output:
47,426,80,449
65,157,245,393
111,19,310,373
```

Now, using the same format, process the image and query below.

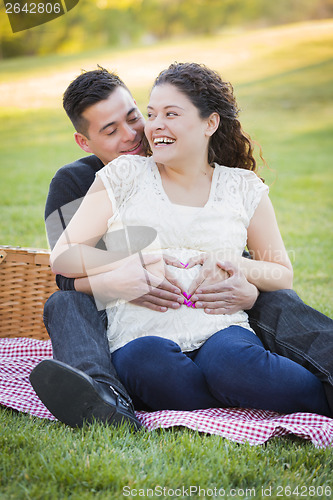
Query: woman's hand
130,253,185,312
74,252,186,312
86,253,166,305
190,260,259,314
187,253,230,297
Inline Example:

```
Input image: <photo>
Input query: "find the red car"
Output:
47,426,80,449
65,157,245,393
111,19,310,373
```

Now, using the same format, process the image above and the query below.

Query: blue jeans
247,289,333,410
43,289,333,413
43,290,129,399
112,328,331,416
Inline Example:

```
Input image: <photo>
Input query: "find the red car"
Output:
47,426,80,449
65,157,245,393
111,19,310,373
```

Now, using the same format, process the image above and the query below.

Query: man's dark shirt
45,155,104,291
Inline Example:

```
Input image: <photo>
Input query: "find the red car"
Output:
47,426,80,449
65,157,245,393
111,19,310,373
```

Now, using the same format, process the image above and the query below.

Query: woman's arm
238,192,293,291
50,176,169,302
50,176,116,277
188,191,292,302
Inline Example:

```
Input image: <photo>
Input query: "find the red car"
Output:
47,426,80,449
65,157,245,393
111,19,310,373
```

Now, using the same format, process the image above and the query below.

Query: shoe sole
29,360,142,431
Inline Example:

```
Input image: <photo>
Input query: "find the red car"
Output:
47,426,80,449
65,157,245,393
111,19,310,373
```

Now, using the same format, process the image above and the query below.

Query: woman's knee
196,327,262,387
112,336,181,381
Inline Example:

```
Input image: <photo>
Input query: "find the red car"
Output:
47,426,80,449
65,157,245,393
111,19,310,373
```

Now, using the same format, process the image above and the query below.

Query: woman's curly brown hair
150,62,257,172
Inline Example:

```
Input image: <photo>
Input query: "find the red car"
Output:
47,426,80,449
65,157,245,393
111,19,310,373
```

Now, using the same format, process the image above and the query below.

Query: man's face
75,86,145,165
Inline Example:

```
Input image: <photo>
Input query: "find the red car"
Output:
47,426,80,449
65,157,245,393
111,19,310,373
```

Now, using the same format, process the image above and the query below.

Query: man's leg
43,290,120,387
29,290,141,430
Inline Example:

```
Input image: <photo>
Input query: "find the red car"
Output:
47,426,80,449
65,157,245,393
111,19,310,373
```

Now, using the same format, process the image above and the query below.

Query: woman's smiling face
145,83,212,168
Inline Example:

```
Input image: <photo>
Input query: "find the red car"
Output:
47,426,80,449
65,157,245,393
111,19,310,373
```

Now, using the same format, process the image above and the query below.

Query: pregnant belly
106,248,251,353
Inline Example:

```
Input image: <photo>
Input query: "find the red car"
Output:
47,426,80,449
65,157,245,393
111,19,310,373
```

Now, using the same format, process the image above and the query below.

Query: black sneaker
29,359,142,431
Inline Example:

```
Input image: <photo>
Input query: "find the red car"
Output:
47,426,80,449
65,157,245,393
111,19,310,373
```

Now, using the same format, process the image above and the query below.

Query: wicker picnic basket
0,246,57,340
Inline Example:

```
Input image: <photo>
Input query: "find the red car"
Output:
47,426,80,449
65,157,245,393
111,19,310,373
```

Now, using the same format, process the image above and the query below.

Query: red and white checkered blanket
1,337,332,447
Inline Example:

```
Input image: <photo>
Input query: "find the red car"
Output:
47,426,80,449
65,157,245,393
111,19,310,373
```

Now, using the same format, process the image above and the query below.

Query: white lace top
97,155,269,353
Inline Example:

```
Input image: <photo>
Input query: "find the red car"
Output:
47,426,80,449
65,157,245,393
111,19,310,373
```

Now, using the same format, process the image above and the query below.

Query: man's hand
190,260,259,315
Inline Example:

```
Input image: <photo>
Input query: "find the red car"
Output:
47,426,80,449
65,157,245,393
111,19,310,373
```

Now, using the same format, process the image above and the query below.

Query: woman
51,62,331,417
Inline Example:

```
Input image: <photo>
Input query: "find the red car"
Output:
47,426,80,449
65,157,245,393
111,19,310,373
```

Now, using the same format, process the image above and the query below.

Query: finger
153,276,183,295
142,270,174,295
145,287,184,304
186,257,198,268
142,253,164,266
130,298,168,312
187,254,206,268
187,272,207,296
163,254,184,268
193,280,234,294
216,259,238,276
184,261,196,269
149,297,182,308
203,306,238,315
132,294,182,309
192,290,234,302
194,300,227,309
164,269,184,291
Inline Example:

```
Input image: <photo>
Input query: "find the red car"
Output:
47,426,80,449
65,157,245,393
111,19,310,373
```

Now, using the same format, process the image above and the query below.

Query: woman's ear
205,112,220,137
74,132,93,154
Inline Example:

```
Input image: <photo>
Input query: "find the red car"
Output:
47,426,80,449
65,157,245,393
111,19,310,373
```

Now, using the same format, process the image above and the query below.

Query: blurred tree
1,0,332,59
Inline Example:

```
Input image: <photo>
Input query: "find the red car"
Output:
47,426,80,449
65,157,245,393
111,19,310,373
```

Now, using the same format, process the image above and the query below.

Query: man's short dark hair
63,66,129,136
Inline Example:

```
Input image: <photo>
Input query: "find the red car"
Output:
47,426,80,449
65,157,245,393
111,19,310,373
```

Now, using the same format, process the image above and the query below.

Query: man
30,68,333,428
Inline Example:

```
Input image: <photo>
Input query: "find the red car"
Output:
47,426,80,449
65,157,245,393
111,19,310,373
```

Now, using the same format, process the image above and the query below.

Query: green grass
0,20,332,499
1,410,333,500
0,108,77,247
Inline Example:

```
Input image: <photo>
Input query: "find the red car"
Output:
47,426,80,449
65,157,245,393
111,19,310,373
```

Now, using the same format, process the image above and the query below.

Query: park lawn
1,411,333,500
0,20,332,498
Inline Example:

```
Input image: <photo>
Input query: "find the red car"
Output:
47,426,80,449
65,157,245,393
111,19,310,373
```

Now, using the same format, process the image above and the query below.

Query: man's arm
45,155,104,291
